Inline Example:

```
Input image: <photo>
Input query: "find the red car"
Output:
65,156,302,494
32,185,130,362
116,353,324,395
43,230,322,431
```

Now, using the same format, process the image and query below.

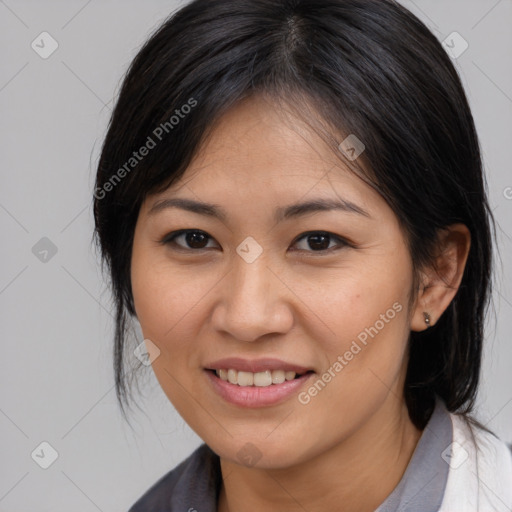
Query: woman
93,0,512,510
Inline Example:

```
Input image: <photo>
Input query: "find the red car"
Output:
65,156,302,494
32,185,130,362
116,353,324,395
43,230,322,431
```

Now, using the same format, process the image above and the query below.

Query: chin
209,436,312,470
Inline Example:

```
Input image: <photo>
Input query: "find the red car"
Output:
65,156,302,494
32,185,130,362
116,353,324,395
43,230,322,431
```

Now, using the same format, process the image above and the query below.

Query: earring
423,312,431,327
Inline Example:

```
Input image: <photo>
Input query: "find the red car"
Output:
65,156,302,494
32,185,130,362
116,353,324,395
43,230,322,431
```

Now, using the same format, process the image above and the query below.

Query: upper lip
205,357,313,374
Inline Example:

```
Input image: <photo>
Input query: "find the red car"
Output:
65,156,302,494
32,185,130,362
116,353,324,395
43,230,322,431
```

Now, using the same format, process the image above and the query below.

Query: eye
161,229,350,254
161,230,218,251
291,231,350,254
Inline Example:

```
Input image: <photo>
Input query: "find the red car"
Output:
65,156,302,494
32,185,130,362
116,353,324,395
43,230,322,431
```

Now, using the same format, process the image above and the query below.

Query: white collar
439,412,512,511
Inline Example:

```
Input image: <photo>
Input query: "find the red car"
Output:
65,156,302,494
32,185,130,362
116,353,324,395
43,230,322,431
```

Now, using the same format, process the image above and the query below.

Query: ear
410,224,471,332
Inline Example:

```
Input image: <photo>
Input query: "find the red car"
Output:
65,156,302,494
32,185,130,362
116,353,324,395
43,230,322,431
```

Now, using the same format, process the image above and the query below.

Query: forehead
161,96,371,198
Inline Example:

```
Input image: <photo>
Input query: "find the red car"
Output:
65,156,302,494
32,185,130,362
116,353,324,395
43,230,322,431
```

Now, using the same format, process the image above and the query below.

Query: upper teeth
215,369,298,387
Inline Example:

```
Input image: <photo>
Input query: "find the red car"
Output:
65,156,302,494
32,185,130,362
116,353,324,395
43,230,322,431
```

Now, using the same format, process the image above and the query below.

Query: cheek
131,242,182,340
130,246,223,368
301,256,412,355
292,265,412,439
297,249,413,411
132,268,195,343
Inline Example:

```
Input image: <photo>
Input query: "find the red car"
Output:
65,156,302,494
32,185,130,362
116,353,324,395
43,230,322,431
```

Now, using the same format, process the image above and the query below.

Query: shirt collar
375,395,452,512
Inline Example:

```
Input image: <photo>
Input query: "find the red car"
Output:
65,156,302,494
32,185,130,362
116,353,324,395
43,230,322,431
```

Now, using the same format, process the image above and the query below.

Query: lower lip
205,370,314,407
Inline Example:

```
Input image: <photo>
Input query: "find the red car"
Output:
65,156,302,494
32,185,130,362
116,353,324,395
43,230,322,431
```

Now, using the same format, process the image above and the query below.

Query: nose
211,252,294,343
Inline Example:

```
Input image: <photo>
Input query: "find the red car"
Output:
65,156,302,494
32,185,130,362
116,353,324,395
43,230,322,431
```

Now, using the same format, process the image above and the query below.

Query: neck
217,396,422,512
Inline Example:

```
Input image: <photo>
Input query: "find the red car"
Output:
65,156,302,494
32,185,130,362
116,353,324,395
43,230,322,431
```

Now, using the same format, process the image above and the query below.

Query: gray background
1,0,511,510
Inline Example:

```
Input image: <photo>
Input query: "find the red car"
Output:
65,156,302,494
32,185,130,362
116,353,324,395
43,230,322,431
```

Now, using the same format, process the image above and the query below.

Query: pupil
309,233,330,251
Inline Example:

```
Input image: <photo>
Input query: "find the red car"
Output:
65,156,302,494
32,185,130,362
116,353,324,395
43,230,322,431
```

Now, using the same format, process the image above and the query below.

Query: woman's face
131,96,417,469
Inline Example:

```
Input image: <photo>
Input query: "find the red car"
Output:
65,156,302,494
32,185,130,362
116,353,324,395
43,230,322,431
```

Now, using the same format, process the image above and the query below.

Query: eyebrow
148,196,370,222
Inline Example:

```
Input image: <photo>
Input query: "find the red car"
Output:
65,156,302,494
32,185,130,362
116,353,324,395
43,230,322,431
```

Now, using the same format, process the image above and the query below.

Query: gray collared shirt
128,397,452,512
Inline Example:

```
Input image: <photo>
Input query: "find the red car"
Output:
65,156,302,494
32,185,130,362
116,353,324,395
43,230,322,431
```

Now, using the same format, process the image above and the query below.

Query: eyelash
160,229,353,255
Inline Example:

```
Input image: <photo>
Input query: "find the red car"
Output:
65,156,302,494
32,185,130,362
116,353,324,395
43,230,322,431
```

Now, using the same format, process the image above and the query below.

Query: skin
130,95,471,512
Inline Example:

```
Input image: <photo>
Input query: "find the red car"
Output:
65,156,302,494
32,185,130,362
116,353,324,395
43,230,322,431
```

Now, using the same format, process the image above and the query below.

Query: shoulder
128,443,220,512
439,412,512,511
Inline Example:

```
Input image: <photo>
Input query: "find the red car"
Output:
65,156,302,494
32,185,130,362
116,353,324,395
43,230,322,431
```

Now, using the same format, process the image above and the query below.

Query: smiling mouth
208,368,314,387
